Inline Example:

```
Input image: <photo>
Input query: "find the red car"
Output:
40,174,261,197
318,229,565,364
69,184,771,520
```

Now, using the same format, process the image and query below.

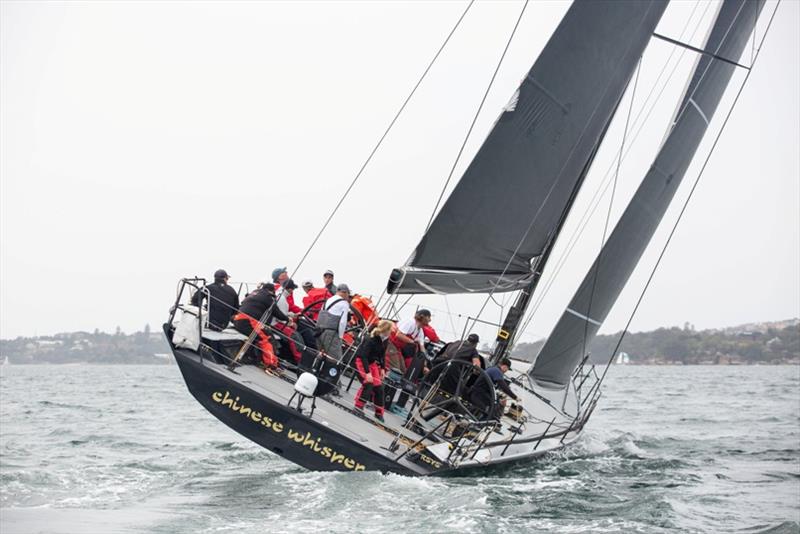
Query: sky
1,0,798,343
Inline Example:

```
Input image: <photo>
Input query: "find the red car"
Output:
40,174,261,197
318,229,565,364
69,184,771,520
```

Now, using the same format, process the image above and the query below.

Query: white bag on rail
173,305,201,350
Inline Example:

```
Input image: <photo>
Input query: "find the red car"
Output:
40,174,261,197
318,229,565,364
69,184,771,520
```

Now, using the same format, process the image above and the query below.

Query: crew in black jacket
191,269,239,331
233,283,291,370
354,320,393,422
440,333,485,369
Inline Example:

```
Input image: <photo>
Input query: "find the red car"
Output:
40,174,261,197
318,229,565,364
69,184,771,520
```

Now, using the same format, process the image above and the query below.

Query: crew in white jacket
318,284,351,361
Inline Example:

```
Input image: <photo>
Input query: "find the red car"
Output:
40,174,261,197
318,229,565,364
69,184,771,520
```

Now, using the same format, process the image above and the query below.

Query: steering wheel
415,359,497,423
299,298,367,346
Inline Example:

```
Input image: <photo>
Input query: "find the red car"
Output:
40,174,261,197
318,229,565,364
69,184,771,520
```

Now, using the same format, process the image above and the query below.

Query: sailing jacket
486,366,518,401
273,283,302,314
390,318,425,351
441,341,484,368
355,335,389,369
237,287,289,324
422,325,440,343
190,282,239,330
302,288,333,319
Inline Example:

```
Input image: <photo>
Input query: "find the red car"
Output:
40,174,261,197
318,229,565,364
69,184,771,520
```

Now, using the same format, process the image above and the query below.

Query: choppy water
1,364,798,534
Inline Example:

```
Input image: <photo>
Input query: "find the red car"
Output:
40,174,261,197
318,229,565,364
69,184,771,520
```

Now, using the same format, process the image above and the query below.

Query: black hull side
168,339,418,475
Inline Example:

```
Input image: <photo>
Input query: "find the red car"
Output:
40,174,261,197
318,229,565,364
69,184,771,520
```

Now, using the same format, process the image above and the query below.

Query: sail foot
387,266,535,295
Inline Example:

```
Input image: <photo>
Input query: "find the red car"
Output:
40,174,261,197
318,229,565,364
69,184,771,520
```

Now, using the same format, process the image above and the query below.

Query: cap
500,357,512,369
324,269,334,277
336,283,350,293
416,309,432,318
271,267,287,282
213,269,229,279
282,278,298,290
467,333,479,344
302,279,313,288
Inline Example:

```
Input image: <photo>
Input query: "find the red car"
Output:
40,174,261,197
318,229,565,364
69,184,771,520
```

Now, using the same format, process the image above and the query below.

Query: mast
529,0,765,388
491,107,624,364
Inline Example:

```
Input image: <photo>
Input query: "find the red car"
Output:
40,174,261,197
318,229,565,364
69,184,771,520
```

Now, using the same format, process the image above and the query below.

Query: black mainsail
530,0,765,388
387,0,668,295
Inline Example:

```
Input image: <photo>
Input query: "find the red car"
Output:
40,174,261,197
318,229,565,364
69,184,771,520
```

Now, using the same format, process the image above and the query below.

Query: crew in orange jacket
351,294,379,327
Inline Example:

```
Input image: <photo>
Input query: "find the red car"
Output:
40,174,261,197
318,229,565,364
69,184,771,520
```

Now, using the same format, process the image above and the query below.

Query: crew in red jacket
422,324,440,344
301,280,332,320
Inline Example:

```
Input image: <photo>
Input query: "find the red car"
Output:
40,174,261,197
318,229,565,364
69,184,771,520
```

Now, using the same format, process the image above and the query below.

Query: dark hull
168,340,421,475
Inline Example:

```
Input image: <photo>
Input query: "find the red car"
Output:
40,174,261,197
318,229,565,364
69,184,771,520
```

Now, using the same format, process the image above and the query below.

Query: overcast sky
1,0,798,343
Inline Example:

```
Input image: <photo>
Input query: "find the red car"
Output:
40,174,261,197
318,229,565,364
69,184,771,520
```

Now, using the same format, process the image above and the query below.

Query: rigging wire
425,0,530,232
443,295,460,340
579,58,642,364
583,0,782,408
527,0,750,379
288,1,475,282
456,5,683,356
515,0,711,341
234,2,475,361
380,0,529,328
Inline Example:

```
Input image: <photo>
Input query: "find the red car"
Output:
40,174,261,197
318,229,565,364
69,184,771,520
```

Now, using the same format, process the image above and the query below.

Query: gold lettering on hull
212,390,366,471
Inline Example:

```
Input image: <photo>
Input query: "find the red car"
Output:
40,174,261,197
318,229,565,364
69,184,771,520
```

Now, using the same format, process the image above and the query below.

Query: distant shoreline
1,318,797,366
1,361,798,367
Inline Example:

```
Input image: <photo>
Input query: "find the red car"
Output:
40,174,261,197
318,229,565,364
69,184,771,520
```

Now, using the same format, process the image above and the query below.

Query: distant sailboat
2,356,9,366
164,0,773,474
616,352,631,365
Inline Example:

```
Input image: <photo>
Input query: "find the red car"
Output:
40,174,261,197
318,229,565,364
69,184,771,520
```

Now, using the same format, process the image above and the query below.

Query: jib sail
530,0,764,388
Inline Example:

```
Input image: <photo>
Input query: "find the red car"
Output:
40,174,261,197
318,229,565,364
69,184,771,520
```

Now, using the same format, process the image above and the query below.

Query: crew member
271,267,288,286
390,309,431,370
422,324,440,344
322,269,336,295
190,269,239,331
442,333,484,369
277,278,302,314
485,358,518,401
293,281,325,370
271,267,302,313
317,284,351,361
354,320,392,422
301,280,332,320
274,279,302,363
393,309,433,409
464,357,518,420
233,283,291,371
350,294,379,327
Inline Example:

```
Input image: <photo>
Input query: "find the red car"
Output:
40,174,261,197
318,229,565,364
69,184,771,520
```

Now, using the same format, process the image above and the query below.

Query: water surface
1,364,798,533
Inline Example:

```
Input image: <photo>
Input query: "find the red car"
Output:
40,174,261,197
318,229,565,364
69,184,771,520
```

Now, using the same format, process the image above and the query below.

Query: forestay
530,0,764,388
388,0,668,295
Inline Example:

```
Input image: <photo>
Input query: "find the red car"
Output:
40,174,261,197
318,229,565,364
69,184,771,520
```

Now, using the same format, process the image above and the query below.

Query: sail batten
388,0,669,295
530,0,765,388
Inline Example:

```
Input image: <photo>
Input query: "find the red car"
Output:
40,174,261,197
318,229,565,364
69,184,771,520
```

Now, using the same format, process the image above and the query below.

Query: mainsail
387,0,668,295
530,0,765,388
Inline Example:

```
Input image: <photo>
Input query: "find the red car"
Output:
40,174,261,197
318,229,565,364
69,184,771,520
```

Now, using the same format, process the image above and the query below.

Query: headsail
530,0,765,388
387,0,668,295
